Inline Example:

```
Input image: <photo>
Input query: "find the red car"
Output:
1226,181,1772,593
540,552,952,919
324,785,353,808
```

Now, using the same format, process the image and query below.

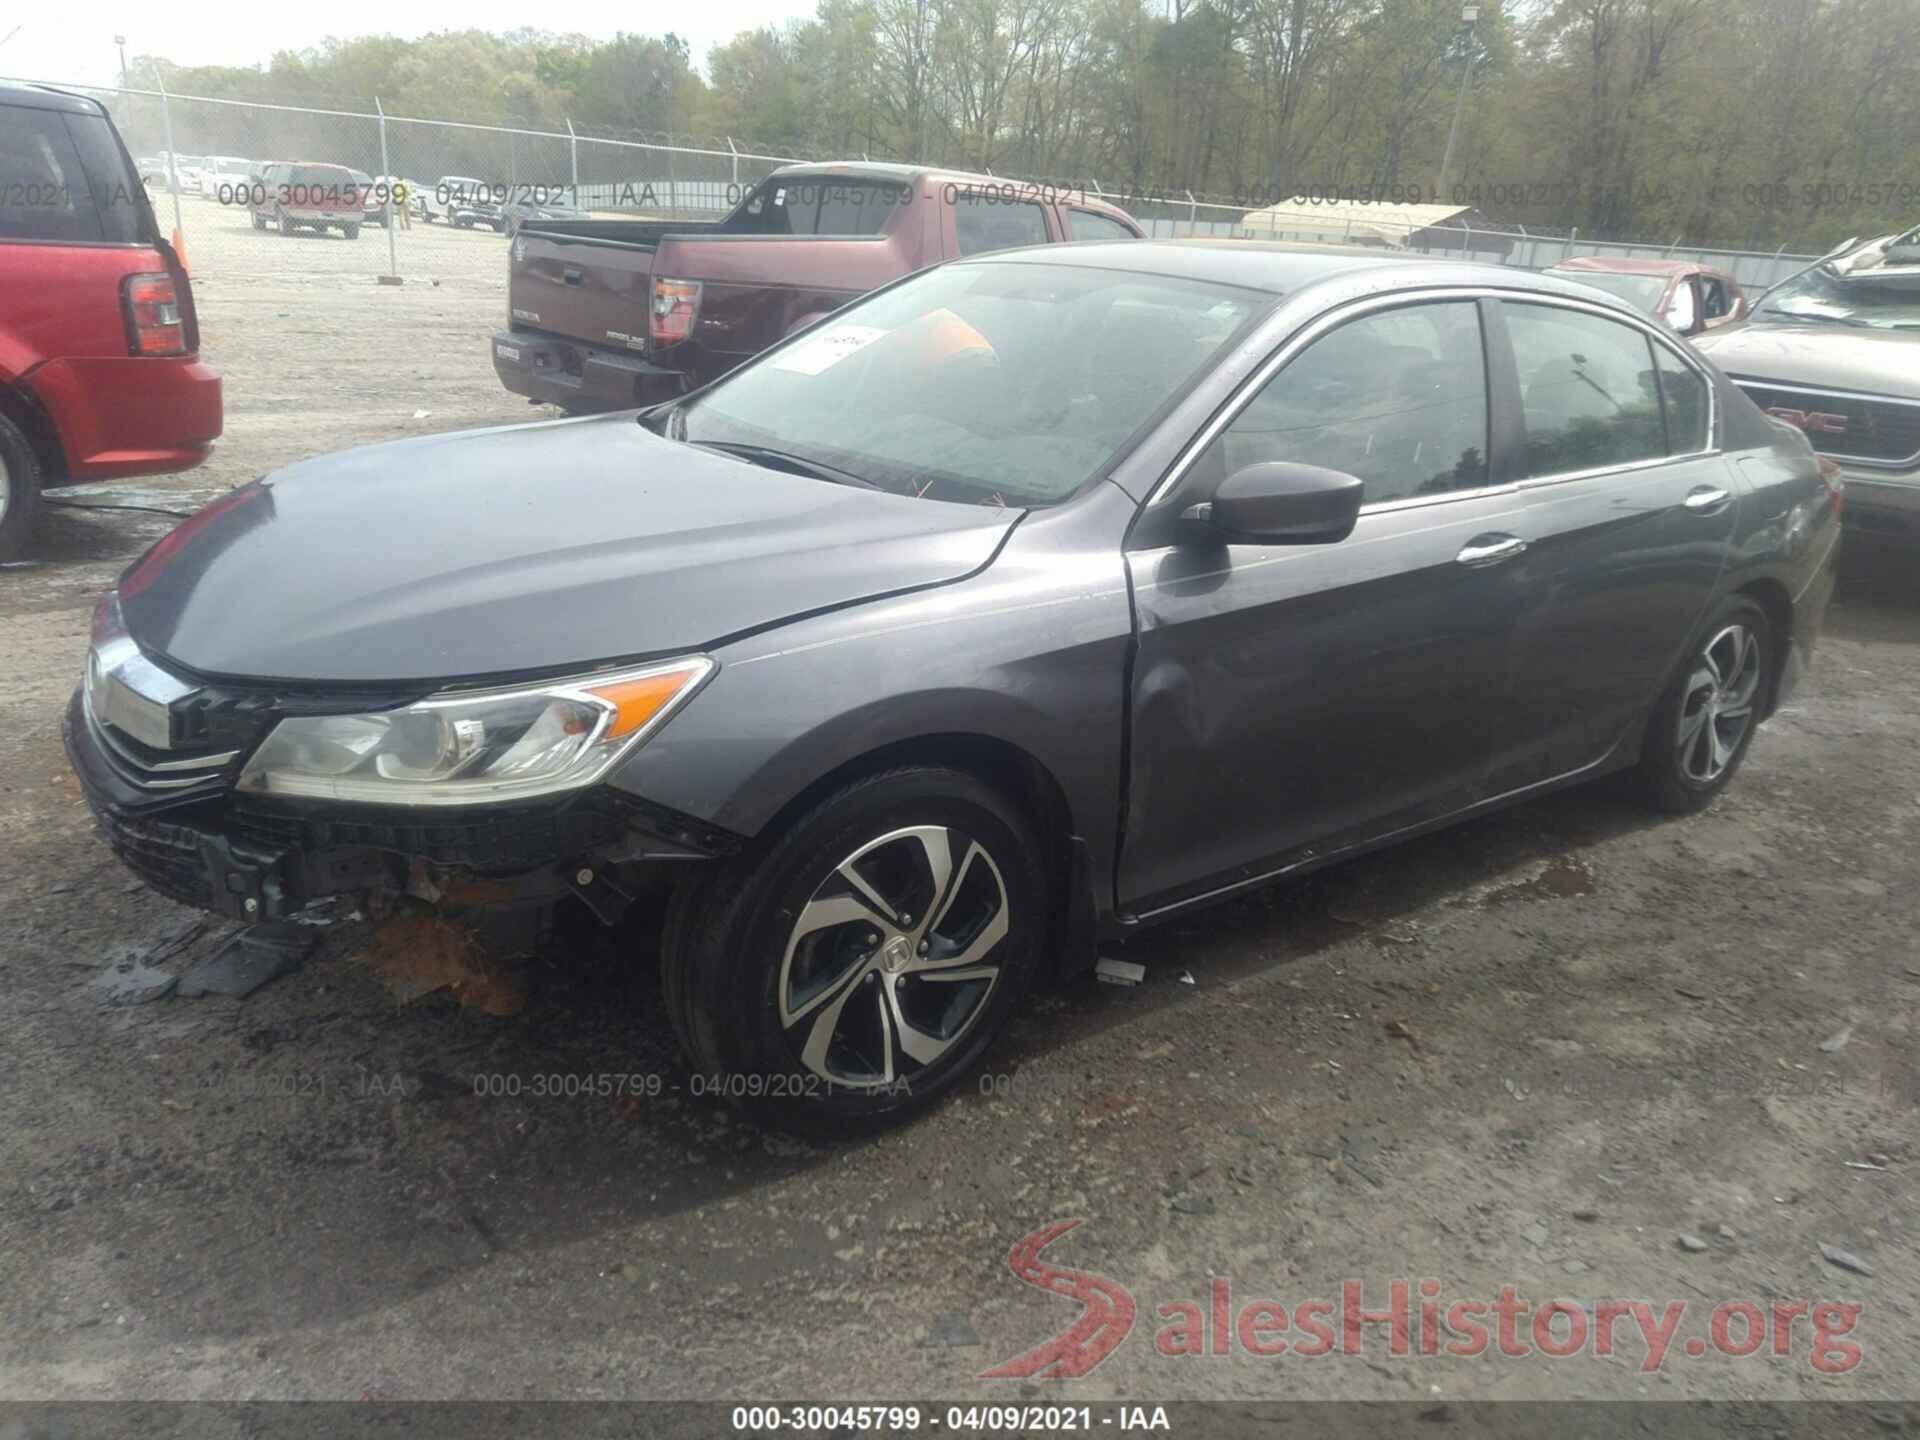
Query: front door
1119,297,1533,915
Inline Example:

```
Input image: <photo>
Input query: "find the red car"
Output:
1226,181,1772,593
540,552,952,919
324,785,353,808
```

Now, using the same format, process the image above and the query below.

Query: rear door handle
1456,533,1528,568
1683,485,1732,515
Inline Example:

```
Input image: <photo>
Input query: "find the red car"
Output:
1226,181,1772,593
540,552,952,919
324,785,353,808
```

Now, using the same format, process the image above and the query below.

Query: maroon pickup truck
490,162,1144,413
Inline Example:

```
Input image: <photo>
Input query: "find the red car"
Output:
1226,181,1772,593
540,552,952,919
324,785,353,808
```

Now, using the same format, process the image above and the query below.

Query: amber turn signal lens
587,666,705,738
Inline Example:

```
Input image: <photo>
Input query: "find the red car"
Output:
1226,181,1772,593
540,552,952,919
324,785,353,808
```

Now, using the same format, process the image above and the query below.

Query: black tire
662,766,1047,1136
277,208,296,236
0,410,43,563
342,223,360,240
1635,595,1772,814
251,212,266,231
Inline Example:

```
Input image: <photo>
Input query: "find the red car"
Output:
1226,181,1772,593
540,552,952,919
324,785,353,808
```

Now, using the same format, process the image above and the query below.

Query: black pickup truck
490,162,1144,413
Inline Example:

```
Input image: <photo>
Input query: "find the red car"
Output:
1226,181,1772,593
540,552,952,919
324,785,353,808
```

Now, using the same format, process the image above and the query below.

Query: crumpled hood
1694,323,1920,398
118,414,1018,685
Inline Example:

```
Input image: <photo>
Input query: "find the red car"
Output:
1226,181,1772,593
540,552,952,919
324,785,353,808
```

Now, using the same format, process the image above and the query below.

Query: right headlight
235,657,713,806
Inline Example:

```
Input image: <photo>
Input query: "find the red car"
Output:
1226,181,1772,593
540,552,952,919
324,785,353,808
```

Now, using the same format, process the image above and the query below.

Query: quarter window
1505,302,1666,477
953,194,1049,256
1195,300,1491,508
1654,344,1711,453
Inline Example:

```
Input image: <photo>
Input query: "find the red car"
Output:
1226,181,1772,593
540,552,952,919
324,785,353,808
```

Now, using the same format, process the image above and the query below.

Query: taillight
1817,456,1845,516
122,272,187,356
650,278,701,347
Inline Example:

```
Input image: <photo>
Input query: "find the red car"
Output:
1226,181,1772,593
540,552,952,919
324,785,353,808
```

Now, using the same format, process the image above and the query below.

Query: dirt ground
0,203,1915,1412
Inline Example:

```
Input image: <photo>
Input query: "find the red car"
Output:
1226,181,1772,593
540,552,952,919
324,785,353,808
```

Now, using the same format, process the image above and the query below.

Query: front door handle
1456,533,1528,568
562,267,584,286
1683,485,1732,515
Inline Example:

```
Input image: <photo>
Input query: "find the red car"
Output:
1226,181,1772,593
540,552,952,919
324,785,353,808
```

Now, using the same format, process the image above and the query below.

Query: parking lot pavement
0,211,1914,1403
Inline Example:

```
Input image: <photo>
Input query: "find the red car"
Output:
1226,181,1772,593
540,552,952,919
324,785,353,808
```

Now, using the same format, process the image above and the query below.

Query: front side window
678,261,1268,507
954,195,1049,256
1505,302,1665,477
1193,300,1490,508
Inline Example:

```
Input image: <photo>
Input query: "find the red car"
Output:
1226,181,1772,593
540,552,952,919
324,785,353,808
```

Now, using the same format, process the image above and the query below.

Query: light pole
115,35,129,89
1435,3,1479,204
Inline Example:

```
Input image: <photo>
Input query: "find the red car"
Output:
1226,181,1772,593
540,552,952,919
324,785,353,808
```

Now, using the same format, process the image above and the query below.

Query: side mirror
1181,462,1364,545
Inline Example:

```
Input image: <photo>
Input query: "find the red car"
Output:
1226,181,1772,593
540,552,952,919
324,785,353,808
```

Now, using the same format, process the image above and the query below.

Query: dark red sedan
1543,256,1749,337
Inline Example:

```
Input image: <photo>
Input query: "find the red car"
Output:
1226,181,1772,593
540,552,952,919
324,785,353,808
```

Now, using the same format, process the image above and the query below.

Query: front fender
604,502,1137,909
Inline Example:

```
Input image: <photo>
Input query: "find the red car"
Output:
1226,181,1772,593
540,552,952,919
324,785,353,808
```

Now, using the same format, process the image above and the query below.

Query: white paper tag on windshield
769,323,889,376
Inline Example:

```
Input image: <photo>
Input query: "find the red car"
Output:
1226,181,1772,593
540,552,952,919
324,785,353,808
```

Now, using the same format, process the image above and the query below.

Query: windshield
1548,269,1668,312
676,261,1270,507
1754,263,1920,329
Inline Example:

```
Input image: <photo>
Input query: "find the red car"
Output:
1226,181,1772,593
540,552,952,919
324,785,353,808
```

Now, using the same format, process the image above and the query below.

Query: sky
0,0,814,91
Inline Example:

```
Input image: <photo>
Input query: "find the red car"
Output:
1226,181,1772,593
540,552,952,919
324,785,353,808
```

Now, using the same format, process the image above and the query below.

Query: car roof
966,238,1630,306
1547,256,1708,278
0,82,105,115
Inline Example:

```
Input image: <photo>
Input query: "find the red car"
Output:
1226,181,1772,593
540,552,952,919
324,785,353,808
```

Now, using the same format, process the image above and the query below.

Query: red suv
0,83,222,560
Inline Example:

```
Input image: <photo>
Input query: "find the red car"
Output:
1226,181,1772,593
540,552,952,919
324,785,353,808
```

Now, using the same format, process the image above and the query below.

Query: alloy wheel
1677,622,1762,784
778,824,1010,1089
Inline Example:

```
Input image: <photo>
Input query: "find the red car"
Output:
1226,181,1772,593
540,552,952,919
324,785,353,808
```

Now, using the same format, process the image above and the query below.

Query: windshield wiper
689,440,884,491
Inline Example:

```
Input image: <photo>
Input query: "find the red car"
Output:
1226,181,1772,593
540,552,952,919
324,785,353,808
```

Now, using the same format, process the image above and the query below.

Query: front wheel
277,208,296,236
251,211,266,231
662,766,1046,1135
342,223,360,239
1635,595,1772,814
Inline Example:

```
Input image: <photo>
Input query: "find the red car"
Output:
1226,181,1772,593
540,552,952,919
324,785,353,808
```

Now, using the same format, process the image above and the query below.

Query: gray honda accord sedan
68,241,1840,1132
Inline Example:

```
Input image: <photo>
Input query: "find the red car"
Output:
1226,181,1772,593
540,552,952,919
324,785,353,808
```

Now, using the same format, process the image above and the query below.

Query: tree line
135,0,1920,250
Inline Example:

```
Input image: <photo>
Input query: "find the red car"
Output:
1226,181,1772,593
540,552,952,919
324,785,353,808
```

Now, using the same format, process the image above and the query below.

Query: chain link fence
7,76,1821,292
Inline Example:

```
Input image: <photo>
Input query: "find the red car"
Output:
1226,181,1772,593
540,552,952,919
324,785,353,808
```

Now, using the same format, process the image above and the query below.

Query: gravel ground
0,206,1915,1409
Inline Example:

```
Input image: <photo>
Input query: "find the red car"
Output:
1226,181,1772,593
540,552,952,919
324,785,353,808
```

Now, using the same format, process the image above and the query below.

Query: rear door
1120,295,1532,915
1488,296,1736,794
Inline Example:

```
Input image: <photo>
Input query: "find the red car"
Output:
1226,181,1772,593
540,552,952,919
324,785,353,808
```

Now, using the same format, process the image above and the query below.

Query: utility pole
1435,4,1479,205
115,35,129,87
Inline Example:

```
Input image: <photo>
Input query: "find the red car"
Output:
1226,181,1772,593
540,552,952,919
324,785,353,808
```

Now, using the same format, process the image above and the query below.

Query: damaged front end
65,593,738,933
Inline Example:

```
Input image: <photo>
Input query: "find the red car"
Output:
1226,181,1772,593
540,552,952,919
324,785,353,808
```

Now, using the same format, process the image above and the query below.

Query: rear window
730,178,907,236
1068,209,1137,242
0,103,145,243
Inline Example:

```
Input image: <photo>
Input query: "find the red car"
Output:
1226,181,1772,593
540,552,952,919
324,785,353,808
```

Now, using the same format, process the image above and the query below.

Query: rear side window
1197,300,1490,507
0,105,103,242
1068,209,1136,242
1654,345,1711,452
954,195,1049,256
1505,302,1665,477
734,180,906,236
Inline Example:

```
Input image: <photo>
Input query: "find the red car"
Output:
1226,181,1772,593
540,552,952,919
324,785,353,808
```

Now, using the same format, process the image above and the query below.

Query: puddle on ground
1479,854,1597,906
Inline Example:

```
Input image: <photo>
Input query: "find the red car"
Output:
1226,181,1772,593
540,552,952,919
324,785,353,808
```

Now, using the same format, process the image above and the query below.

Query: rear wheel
0,411,43,563
1636,595,1772,813
277,208,296,236
662,766,1046,1135
251,211,266,231
342,223,360,239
